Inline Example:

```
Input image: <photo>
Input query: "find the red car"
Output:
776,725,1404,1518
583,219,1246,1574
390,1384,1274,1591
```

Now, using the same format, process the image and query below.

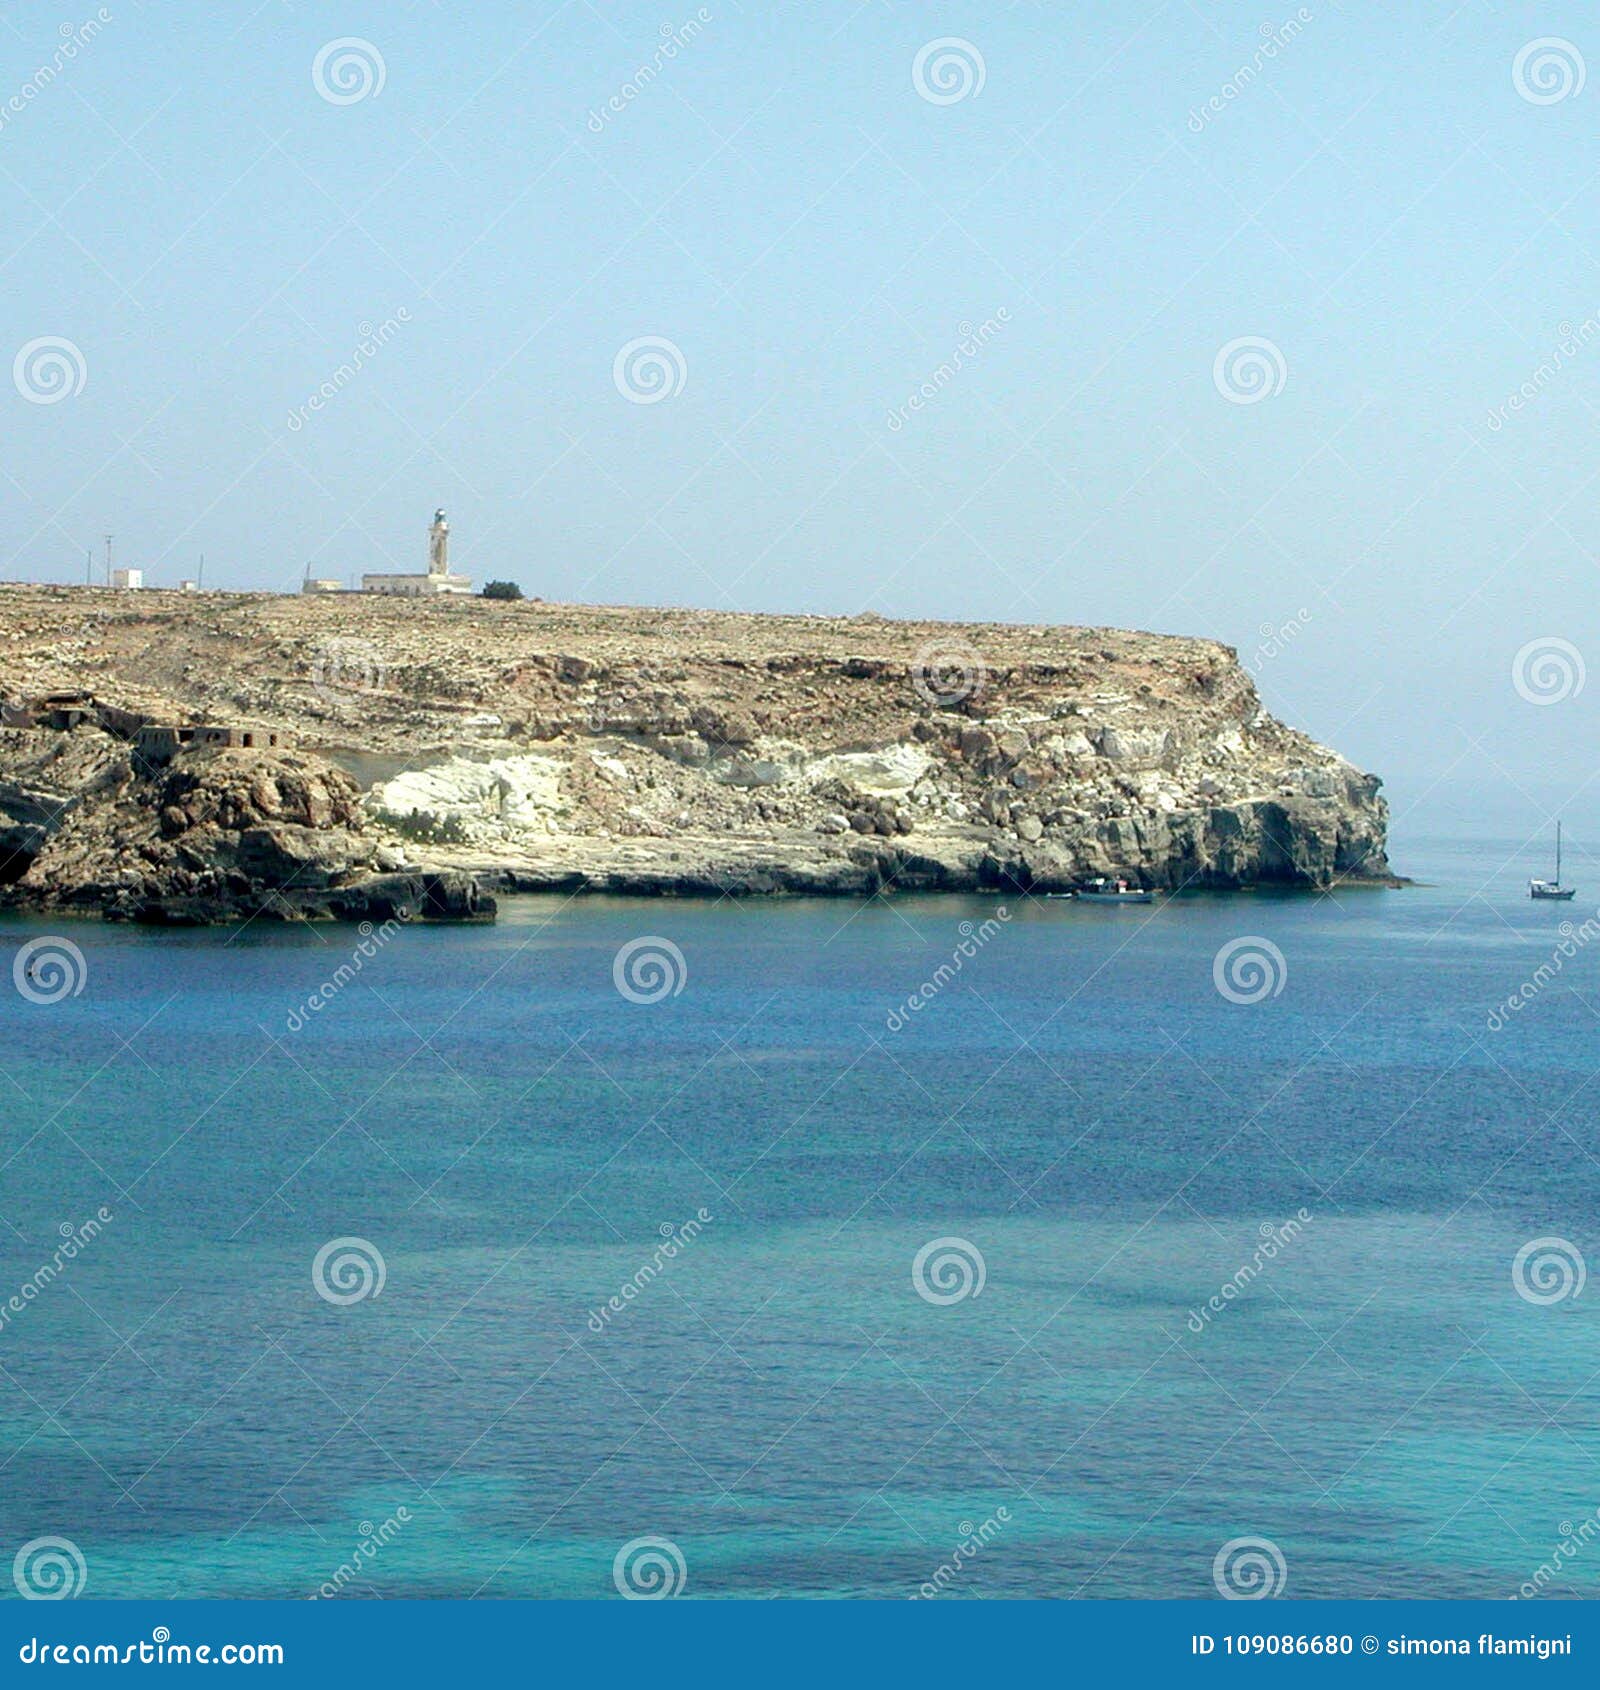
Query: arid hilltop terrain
0,586,1393,922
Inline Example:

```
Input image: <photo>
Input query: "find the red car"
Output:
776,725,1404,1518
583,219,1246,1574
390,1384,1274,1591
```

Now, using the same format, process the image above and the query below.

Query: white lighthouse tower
362,508,473,596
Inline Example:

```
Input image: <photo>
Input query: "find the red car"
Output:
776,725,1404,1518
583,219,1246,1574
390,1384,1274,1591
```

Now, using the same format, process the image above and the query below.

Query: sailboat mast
1557,821,1562,884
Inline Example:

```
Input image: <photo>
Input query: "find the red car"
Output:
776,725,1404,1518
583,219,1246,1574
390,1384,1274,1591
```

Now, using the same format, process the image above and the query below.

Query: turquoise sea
1,837,1598,1601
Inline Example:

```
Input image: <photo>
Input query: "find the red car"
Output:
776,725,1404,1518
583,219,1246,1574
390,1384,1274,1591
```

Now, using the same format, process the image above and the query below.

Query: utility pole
198,553,205,590
103,534,113,587
84,550,91,585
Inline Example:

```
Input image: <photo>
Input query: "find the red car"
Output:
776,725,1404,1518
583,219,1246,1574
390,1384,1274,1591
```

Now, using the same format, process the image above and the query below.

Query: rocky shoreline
0,588,1396,924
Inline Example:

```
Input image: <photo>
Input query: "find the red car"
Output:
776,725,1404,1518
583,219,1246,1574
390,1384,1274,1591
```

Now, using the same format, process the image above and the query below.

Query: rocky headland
0,587,1395,924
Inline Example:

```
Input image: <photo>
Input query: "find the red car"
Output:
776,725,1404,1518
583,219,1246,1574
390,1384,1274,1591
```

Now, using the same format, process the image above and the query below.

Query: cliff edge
0,588,1394,921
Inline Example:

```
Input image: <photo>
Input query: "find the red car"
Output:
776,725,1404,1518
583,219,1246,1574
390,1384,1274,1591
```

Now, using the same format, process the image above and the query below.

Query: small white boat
1074,877,1154,905
1530,822,1578,902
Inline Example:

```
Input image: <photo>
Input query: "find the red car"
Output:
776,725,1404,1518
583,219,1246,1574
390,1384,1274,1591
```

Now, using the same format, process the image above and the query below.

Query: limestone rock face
7,746,376,920
0,587,1396,918
157,751,365,838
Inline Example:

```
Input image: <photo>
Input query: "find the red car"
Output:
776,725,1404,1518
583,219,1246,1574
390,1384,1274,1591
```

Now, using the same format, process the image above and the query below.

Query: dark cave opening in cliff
0,848,37,885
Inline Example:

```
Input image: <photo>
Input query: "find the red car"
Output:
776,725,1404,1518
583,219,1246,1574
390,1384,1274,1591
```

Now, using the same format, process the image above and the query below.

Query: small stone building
41,691,97,730
134,724,285,765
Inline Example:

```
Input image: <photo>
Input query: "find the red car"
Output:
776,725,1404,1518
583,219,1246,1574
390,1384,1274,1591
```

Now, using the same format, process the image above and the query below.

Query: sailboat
1530,821,1578,901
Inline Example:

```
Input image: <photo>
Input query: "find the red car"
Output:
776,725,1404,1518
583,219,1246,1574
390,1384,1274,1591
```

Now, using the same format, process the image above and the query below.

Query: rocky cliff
0,587,1394,921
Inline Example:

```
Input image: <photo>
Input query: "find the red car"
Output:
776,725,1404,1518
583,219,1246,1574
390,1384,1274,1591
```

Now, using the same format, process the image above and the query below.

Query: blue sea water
1,837,1598,1601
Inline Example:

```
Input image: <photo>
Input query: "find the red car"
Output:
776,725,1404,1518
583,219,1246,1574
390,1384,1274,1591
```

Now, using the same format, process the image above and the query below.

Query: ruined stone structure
134,723,284,765
39,691,97,730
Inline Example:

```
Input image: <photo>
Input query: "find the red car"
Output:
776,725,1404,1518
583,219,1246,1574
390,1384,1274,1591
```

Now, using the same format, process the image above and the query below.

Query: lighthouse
361,508,473,596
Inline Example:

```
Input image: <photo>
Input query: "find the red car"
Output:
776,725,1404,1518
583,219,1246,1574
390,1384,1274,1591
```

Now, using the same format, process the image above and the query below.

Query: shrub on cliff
482,580,524,601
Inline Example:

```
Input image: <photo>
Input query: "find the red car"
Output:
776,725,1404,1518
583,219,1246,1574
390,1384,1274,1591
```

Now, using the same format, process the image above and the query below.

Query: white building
111,568,142,590
362,510,472,597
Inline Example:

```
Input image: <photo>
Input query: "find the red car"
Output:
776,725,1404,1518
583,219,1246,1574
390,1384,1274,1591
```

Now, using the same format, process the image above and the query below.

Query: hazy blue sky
2,0,1597,842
